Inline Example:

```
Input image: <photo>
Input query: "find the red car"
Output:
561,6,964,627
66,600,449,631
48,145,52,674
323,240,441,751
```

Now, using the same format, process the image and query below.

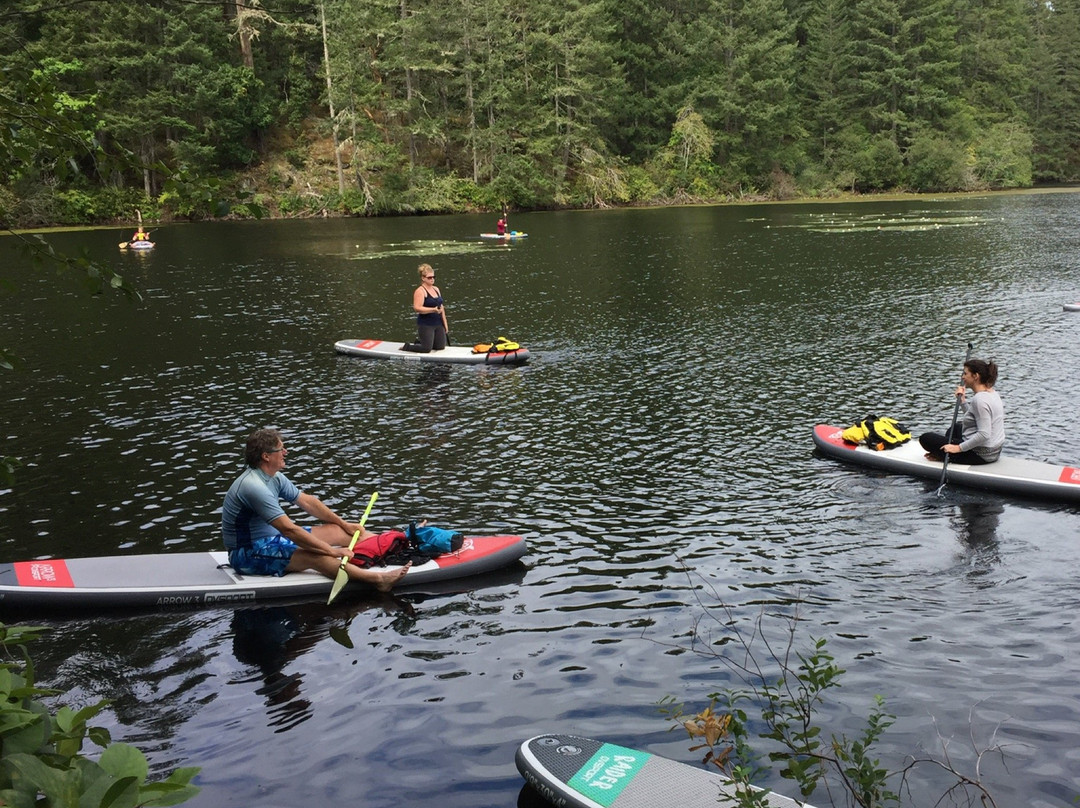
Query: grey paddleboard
516,733,814,808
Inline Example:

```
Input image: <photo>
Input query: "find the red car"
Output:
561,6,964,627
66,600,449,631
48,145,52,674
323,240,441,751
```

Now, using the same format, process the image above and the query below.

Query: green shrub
51,187,148,225
0,622,200,807
284,149,307,170
53,190,98,223
406,173,483,213
623,165,661,203
905,133,974,192
973,122,1033,189
276,192,304,215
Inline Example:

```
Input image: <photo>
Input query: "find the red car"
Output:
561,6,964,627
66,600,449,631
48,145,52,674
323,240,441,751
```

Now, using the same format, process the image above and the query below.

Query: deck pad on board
516,734,813,808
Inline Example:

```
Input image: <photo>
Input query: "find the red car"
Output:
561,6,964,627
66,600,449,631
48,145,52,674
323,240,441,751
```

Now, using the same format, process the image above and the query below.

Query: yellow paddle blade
327,492,378,605
327,531,359,604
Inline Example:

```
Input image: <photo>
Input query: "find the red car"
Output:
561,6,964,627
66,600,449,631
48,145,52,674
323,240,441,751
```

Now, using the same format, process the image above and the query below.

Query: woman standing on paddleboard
919,358,1005,464
401,263,449,353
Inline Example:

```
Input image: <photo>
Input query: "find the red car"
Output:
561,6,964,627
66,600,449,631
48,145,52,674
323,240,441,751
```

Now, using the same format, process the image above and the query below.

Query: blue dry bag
407,522,464,554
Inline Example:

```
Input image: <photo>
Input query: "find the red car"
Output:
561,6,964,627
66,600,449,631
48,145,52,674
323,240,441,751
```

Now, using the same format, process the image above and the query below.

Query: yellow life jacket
868,417,911,449
472,336,520,354
843,416,911,450
841,422,870,444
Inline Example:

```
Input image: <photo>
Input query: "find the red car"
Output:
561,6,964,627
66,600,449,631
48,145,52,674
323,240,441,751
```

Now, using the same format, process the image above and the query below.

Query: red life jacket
348,530,413,568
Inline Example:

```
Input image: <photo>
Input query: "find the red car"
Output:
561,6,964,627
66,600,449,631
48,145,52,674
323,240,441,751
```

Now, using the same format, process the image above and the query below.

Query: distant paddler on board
119,210,155,250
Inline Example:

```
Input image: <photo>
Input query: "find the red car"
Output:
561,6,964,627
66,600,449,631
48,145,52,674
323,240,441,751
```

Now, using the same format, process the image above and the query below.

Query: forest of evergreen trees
2,0,1080,226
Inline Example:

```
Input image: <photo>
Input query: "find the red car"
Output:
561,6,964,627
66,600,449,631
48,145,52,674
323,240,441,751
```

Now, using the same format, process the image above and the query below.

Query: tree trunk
320,2,346,195
231,1,255,70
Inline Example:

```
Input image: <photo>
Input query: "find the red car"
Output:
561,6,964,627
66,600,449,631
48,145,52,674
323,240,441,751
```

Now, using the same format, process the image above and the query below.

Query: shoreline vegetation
5,0,1080,235
8,184,1080,237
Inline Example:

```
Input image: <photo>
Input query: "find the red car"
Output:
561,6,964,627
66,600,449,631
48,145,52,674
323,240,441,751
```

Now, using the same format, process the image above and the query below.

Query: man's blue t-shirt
221,468,300,550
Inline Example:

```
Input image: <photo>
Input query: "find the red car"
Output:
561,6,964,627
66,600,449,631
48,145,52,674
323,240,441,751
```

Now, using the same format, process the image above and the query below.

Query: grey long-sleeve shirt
959,390,1005,461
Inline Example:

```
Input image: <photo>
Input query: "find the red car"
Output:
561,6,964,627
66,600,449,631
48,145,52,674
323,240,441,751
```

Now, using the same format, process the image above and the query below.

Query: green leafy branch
0,622,200,807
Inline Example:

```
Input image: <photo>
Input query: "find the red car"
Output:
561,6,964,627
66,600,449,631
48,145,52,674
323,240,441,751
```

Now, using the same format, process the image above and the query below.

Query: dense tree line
2,0,1079,224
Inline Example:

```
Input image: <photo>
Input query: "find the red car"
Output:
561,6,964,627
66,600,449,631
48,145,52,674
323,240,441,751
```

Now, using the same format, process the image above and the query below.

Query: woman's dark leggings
402,324,447,353
918,426,991,465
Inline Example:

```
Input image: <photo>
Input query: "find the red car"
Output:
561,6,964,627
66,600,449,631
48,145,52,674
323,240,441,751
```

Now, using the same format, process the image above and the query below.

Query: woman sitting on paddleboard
401,263,449,353
919,358,1004,464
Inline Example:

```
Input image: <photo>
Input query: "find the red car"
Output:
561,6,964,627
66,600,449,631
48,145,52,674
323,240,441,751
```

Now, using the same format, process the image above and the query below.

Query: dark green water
2,194,1079,807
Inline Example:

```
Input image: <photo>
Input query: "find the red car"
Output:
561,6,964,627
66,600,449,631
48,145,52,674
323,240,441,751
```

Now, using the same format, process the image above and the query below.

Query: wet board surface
813,424,1080,503
516,733,814,808
0,535,525,612
334,338,529,364
480,232,528,239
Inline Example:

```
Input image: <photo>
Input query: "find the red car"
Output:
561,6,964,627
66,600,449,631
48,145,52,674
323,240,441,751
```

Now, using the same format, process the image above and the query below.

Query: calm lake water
2,193,1080,807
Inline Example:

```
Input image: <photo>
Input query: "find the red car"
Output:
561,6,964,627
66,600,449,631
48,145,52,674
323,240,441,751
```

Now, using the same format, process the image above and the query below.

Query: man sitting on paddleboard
221,428,409,590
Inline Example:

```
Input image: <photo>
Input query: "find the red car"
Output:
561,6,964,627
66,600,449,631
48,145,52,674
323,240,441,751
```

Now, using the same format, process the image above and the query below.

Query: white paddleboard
334,338,529,364
813,424,1080,502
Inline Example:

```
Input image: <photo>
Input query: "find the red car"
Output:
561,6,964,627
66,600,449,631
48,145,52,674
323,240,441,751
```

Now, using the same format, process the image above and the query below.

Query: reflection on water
955,501,1003,551
3,195,1080,808
230,598,416,732
231,607,312,731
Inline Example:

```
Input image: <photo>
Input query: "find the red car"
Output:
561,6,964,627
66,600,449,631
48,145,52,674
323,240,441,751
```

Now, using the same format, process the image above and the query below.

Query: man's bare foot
373,562,411,592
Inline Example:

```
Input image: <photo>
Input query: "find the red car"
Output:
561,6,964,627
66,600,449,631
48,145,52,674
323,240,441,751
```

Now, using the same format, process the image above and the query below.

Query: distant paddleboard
1064,302,1080,312
516,733,813,808
0,535,526,611
480,231,527,239
334,338,529,364
813,424,1080,502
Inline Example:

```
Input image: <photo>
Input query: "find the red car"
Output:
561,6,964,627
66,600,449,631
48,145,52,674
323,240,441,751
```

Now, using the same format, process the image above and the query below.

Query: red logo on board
14,560,74,588
1059,467,1080,485
434,538,474,568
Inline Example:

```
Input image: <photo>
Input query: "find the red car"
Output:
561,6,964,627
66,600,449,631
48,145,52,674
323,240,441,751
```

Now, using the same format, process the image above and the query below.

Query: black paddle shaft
937,342,974,492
